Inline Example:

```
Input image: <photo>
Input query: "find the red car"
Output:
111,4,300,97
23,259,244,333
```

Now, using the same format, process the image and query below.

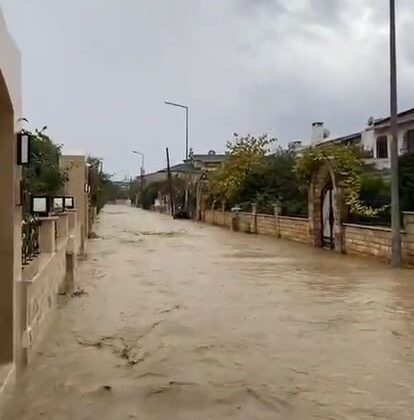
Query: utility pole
166,147,174,217
185,106,189,161
132,150,145,208
389,0,402,267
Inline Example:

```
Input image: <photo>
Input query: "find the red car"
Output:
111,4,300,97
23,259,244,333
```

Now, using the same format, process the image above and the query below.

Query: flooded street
3,205,414,419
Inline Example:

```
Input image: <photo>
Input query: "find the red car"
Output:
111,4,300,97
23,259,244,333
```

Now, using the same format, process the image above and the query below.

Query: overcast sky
1,0,414,179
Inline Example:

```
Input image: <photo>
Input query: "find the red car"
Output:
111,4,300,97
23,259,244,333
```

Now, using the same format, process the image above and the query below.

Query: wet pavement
2,205,414,419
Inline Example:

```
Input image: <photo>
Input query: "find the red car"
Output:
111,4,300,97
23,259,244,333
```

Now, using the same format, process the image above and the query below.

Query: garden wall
203,209,310,244
202,209,414,266
344,212,414,266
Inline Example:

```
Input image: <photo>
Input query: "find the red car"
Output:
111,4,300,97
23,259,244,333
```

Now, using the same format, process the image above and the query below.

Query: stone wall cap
343,223,391,232
279,215,309,221
38,216,59,221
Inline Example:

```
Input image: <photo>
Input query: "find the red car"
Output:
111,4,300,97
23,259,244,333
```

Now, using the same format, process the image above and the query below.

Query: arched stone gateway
308,161,346,252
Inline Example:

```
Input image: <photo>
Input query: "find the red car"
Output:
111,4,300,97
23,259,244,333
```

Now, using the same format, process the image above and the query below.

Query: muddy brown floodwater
2,205,414,419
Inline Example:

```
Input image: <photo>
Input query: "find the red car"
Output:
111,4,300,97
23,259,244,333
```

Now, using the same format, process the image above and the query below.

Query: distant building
186,150,227,172
140,150,227,187
140,162,194,186
288,141,303,151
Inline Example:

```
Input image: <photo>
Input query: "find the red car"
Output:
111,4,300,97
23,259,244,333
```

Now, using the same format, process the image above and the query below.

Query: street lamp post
389,0,402,267
165,100,190,213
164,101,189,160
132,150,145,207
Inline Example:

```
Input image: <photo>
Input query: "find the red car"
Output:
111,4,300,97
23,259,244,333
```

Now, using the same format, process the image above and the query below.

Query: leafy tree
209,133,275,204
23,129,67,197
87,156,117,213
359,172,391,209
239,148,308,215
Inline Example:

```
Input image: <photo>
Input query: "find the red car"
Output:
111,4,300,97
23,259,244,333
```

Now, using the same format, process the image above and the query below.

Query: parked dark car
173,206,189,219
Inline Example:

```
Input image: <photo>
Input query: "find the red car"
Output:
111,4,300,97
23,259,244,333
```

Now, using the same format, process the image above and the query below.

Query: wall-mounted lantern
84,183,90,193
31,196,49,217
51,196,65,213
64,197,75,209
17,132,32,165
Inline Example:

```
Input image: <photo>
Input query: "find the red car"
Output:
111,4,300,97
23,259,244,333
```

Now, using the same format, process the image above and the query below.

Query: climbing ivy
295,144,389,217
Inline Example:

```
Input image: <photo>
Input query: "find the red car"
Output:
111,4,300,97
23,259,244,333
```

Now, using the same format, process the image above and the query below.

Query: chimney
311,122,325,143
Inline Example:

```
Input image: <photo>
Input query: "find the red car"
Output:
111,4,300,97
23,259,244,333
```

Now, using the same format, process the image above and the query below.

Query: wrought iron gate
321,186,335,249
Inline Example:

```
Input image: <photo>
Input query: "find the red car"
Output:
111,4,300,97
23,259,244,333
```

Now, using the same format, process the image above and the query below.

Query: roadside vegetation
208,132,414,223
22,127,116,213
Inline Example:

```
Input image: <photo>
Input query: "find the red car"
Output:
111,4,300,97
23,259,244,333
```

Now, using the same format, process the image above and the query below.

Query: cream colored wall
20,212,80,364
0,8,21,117
21,238,67,364
60,154,88,254
0,5,22,376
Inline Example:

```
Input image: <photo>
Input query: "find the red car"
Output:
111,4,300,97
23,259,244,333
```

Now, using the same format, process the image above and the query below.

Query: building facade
302,108,414,170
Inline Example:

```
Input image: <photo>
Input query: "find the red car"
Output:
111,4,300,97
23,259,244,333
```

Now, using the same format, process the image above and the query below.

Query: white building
302,108,414,170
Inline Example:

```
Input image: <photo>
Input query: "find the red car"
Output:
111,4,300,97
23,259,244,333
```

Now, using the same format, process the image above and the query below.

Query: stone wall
202,209,414,266
344,224,391,262
344,212,414,266
203,209,310,244
279,217,310,243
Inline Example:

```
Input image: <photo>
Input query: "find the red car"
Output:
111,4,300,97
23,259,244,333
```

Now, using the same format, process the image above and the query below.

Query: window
403,130,414,153
376,136,388,159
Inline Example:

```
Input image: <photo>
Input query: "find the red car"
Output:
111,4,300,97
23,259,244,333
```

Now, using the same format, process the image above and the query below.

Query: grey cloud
0,0,413,177
235,0,286,15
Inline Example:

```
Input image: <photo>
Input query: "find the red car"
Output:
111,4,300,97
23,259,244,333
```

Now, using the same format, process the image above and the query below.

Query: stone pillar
251,203,258,234
308,174,321,248
274,203,281,238
38,217,58,253
403,212,414,234
56,213,69,240
60,154,88,255
62,235,76,295
88,206,97,237
334,185,346,254
17,280,29,366
66,209,78,232
231,210,240,232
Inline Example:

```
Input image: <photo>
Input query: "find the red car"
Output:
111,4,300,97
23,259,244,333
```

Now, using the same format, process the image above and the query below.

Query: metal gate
321,186,335,249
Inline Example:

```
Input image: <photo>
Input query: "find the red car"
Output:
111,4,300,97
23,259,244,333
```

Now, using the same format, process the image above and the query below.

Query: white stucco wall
0,7,21,121
360,120,414,170
0,3,22,395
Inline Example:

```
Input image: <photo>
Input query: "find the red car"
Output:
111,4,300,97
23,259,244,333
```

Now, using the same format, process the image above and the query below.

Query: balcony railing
22,215,40,266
